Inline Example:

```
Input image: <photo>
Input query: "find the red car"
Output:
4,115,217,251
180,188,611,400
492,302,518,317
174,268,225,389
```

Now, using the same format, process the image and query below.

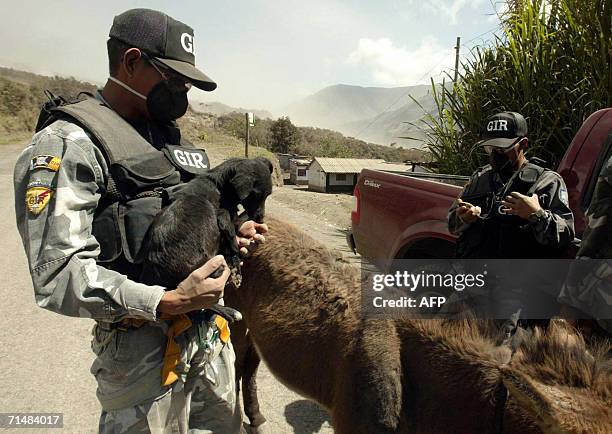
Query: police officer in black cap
14,8,266,433
447,112,575,336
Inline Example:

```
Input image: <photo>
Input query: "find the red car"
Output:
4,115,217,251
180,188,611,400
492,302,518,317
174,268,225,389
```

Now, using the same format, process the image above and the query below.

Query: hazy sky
0,0,505,111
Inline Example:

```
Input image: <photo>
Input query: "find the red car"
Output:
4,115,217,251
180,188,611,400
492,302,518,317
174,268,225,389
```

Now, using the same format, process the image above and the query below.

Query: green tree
269,116,300,153
412,0,612,175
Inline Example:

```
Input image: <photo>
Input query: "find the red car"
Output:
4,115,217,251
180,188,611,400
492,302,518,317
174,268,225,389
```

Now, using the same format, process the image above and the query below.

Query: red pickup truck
348,108,612,270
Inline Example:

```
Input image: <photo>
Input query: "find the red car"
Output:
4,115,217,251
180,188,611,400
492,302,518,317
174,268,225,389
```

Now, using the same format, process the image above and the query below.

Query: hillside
192,101,272,119
0,67,428,165
339,90,436,146
215,112,428,162
283,83,435,147
0,67,97,143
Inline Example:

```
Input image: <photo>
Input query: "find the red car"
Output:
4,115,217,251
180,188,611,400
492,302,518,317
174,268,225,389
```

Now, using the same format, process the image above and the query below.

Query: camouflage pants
91,319,241,433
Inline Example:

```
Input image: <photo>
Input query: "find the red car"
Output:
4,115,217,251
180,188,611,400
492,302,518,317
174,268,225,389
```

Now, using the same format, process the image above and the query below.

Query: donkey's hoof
249,414,267,428
243,421,268,434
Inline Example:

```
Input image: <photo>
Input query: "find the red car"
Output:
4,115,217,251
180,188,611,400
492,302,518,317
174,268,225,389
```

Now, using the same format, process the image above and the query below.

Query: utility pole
454,36,461,84
454,37,461,149
245,112,250,158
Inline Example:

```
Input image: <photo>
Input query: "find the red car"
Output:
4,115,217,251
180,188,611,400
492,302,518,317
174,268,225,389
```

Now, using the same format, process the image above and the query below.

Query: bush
415,0,612,175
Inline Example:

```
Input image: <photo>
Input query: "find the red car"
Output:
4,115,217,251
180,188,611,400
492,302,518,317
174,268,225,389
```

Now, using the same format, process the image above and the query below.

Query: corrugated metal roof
310,158,384,173
310,157,411,174
289,158,312,166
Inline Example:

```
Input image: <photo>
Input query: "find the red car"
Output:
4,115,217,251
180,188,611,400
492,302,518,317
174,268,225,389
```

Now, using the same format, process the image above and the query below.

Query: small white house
277,153,311,171
289,158,311,185
308,158,410,192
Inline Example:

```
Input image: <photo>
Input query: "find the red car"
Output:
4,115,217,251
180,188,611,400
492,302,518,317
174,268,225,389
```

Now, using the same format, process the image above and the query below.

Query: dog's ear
256,157,274,174
230,172,255,201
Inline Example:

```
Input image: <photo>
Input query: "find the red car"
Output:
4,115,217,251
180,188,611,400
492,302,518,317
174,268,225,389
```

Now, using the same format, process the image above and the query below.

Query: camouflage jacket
448,163,575,256
13,118,166,322
559,155,612,331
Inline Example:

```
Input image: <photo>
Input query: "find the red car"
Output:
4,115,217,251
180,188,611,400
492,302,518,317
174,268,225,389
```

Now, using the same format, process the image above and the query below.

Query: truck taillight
351,184,360,224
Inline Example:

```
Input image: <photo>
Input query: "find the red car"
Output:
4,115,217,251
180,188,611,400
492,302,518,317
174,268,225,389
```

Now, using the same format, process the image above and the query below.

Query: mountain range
195,84,437,149
0,64,437,150
282,84,436,148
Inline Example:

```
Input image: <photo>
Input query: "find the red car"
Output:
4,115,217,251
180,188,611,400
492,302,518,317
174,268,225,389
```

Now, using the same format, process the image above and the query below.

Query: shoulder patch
26,182,54,215
30,155,61,172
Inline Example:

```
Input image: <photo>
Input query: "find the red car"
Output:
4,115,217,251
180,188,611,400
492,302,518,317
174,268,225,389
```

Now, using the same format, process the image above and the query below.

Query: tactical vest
36,94,210,279
456,162,563,259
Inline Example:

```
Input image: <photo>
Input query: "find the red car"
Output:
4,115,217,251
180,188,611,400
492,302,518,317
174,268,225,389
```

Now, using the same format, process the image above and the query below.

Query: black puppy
140,157,273,290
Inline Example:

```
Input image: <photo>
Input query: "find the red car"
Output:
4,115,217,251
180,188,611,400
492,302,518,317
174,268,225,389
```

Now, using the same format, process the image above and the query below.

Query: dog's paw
229,255,242,287
211,305,243,323
230,268,243,288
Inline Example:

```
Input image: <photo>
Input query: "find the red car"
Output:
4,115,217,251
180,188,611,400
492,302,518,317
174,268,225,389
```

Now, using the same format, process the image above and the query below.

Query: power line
352,26,501,139
461,26,500,50
465,26,500,45
352,52,452,138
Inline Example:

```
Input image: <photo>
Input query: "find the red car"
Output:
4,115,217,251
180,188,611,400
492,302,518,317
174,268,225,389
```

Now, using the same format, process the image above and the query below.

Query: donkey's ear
501,368,559,433
501,367,610,434
230,173,254,201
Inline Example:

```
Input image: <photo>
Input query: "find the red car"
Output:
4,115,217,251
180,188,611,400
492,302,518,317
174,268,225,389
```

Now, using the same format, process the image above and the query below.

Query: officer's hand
157,255,230,315
236,220,268,257
502,192,541,219
456,199,481,224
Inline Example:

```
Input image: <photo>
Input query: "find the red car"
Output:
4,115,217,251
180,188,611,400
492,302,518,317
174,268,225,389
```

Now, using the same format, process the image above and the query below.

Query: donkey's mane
511,320,611,395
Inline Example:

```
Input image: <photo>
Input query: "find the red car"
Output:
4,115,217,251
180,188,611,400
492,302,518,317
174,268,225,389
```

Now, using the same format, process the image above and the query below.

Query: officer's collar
95,89,110,107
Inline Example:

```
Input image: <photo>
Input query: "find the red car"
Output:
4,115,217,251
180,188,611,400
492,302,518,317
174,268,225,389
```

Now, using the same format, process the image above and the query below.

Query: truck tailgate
352,169,464,264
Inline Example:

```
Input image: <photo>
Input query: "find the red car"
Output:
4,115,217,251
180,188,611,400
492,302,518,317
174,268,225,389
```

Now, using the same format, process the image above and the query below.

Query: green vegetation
414,0,612,175
269,117,300,154
0,67,96,142
217,112,427,162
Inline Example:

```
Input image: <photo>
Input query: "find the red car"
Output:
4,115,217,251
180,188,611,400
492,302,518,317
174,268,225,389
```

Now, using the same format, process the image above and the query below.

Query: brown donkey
227,217,611,434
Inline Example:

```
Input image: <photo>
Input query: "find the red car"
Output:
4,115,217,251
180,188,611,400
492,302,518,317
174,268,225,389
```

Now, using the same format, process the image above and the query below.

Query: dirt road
0,143,359,433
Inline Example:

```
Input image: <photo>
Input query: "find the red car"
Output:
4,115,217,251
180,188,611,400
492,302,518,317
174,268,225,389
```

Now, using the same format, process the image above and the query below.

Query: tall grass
414,0,612,175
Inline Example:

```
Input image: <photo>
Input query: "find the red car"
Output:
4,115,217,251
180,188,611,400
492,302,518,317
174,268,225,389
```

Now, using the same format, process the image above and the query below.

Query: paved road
0,143,358,433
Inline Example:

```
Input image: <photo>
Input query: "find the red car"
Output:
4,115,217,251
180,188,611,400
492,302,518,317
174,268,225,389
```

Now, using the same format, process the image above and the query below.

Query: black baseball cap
109,8,217,91
477,112,528,150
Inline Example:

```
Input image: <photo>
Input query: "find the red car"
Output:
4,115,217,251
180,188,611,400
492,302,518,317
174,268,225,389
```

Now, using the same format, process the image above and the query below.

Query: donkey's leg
333,320,403,434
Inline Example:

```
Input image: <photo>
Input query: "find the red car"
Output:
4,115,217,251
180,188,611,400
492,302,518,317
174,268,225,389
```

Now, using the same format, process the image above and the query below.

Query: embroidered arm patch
30,155,61,172
25,181,54,215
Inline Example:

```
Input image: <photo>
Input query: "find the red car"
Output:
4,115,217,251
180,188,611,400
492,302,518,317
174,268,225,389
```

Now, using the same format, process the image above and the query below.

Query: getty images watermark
361,259,612,322
371,267,487,309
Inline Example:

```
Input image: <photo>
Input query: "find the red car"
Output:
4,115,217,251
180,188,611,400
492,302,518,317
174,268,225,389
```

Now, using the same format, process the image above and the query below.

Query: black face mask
146,80,189,123
490,151,514,177
108,76,189,124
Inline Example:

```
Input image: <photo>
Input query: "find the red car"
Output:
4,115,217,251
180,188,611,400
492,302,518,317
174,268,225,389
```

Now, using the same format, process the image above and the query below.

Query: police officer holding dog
14,8,266,433
448,112,575,335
